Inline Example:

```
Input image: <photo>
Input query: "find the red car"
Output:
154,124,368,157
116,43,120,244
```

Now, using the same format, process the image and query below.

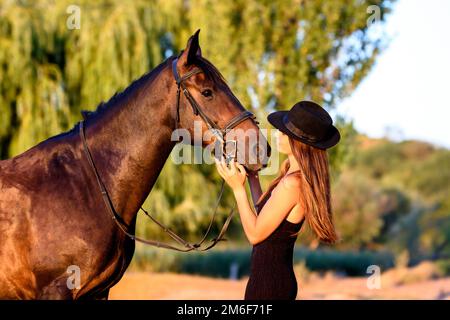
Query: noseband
79,57,262,252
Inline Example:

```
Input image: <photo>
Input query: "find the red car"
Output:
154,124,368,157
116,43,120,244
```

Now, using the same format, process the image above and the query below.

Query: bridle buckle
223,140,238,165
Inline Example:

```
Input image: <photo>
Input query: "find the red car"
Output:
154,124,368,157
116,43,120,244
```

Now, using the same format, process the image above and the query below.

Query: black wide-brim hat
267,101,340,150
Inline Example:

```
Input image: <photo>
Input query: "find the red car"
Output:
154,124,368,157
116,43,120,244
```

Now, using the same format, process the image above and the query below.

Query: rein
78,57,263,252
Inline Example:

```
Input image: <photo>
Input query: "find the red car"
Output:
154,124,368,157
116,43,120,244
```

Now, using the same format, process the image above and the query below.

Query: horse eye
201,89,213,98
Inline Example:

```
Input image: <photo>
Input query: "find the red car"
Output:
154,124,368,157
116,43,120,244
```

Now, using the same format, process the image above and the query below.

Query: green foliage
0,0,394,158
1,1,405,254
135,157,237,241
417,196,450,261
294,247,395,276
347,139,450,262
436,259,450,276
332,170,385,248
129,245,395,277
403,148,450,203
328,115,360,177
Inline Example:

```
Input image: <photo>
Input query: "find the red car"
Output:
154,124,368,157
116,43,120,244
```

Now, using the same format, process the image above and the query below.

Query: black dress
244,190,304,300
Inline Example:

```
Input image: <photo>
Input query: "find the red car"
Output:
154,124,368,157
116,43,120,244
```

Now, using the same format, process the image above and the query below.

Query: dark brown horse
0,31,270,299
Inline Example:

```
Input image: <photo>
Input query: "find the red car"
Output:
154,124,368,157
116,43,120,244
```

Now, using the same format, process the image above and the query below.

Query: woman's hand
214,157,247,191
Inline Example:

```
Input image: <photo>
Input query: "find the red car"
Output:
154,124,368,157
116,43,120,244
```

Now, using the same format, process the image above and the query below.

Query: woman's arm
215,159,300,245
231,186,257,244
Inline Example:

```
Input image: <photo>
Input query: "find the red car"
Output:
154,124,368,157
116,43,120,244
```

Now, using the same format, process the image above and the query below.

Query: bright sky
337,0,450,149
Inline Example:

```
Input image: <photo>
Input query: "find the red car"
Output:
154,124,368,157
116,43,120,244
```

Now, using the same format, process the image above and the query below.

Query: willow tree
0,0,395,241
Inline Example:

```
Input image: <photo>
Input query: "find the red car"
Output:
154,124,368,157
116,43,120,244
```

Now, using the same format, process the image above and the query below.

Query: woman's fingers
218,157,232,177
236,162,246,176
228,161,237,174
230,161,243,174
215,158,226,177
216,157,247,179
221,158,231,175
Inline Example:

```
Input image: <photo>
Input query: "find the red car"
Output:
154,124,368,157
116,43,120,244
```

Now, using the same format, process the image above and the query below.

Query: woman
215,100,341,300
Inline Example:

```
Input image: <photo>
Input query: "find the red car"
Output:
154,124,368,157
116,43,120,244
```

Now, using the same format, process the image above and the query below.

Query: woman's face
274,129,292,155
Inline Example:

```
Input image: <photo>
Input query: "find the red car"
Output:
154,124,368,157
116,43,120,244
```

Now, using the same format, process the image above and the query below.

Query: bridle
78,56,263,252
172,57,257,163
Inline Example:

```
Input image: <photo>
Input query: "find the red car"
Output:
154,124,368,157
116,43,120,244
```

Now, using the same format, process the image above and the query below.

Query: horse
0,30,270,299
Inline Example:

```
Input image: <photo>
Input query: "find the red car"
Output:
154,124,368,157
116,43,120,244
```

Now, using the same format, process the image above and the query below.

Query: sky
336,0,450,149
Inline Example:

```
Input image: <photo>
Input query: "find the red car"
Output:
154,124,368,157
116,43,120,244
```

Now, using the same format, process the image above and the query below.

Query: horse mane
190,54,227,86
80,64,163,120
80,54,228,120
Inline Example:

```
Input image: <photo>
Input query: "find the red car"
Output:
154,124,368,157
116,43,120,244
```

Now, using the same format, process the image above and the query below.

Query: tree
344,138,449,261
0,0,396,239
331,170,385,249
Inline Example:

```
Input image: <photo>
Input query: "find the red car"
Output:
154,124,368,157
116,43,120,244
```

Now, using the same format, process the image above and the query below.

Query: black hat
267,101,340,150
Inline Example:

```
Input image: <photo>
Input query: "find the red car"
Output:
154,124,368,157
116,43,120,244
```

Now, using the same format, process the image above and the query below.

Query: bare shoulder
271,175,301,199
280,175,301,189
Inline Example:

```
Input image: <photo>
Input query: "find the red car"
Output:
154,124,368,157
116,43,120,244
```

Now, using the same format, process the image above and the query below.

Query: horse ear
81,110,93,120
178,29,202,67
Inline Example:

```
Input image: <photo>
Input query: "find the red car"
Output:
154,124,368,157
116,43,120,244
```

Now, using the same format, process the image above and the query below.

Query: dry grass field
110,271,450,300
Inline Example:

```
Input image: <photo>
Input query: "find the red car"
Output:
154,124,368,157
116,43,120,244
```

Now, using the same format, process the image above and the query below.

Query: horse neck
83,61,177,226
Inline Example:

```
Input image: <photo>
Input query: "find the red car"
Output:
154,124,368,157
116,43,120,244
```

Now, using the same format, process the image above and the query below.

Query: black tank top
244,187,304,300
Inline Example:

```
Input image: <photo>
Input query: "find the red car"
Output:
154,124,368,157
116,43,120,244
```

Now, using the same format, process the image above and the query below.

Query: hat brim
267,111,340,150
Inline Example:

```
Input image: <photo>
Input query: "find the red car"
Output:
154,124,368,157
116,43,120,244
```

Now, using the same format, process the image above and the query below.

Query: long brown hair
255,137,338,243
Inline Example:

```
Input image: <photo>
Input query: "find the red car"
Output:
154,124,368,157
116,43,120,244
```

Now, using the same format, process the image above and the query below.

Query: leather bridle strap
79,120,236,252
247,171,263,212
224,111,256,132
78,57,264,252
172,58,257,146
